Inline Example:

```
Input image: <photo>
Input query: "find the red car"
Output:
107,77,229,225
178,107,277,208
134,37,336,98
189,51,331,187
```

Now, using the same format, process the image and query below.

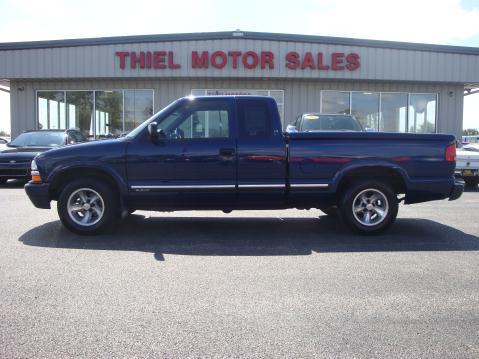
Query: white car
456,147,479,187
463,143,479,152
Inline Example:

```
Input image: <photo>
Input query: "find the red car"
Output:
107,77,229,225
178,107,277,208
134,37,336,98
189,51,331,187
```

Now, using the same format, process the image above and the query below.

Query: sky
0,0,478,134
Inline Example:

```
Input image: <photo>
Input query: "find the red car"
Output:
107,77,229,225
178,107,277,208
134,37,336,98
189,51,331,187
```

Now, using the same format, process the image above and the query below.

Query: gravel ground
1,181,478,358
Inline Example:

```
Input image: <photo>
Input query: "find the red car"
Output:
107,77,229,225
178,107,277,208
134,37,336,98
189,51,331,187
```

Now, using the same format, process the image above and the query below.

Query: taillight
445,143,456,162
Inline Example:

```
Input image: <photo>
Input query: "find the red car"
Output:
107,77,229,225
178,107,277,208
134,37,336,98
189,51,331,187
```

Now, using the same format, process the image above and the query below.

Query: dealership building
0,31,478,139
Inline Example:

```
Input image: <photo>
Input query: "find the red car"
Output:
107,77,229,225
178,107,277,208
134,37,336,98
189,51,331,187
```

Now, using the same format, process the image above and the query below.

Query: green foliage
463,128,479,136
0,130,10,137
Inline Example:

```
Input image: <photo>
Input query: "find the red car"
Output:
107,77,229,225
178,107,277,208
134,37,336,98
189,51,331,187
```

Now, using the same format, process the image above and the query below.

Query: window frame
320,90,438,133
35,89,155,139
156,98,234,142
191,88,285,121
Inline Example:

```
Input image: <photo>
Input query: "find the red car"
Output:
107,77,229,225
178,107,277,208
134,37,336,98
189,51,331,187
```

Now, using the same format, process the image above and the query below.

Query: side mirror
148,122,158,141
286,124,297,133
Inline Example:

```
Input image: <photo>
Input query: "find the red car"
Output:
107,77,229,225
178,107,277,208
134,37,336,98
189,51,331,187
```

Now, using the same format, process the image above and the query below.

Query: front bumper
449,178,465,201
455,169,478,177
24,182,51,209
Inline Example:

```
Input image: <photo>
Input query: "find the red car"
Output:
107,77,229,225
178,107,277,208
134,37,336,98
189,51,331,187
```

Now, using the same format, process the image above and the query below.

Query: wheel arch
48,166,127,201
334,164,408,199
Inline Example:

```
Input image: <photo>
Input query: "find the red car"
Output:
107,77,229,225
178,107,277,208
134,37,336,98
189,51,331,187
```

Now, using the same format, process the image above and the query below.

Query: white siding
1,38,479,83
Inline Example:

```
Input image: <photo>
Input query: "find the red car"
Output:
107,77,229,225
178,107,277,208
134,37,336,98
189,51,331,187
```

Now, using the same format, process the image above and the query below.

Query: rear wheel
339,180,398,235
57,178,118,235
464,177,479,188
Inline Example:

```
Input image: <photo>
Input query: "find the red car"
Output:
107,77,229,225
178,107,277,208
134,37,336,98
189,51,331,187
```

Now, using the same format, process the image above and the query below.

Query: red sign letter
153,51,167,69
301,52,315,70
242,51,259,69
285,52,300,69
192,51,209,68
346,53,360,71
116,52,129,70
130,52,145,69
211,51,227,69
168,51,181,69
228,51,241,69
317,52,329,70
261,51,274,69
331,52,345,70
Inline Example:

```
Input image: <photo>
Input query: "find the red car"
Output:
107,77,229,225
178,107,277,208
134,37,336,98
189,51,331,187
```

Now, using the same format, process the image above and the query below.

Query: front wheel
57,178,118,235
339,180,398,235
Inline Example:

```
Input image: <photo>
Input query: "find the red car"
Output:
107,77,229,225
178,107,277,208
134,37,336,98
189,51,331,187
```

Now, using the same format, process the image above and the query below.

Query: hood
0,147,48,162
35,138,128,165
1,146,54,154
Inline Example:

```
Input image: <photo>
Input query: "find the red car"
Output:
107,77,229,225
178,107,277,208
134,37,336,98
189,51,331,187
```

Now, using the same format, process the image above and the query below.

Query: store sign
115,50,360,71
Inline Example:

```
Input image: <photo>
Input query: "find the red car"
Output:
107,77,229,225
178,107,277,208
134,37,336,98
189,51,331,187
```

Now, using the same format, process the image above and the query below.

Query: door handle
219,148,235,157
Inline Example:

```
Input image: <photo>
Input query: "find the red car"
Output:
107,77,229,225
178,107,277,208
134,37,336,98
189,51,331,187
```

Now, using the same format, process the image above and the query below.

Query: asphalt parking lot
1,181,478,358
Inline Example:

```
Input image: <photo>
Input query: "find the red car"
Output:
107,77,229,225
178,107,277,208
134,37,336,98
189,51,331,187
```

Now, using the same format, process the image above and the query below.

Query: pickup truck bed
25,96,463,235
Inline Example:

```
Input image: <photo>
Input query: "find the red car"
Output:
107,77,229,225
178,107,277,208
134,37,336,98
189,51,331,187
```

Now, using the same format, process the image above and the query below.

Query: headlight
30,159,42,183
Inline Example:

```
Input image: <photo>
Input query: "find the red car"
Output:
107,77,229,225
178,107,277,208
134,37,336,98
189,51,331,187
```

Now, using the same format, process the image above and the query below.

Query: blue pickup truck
25,96,463,235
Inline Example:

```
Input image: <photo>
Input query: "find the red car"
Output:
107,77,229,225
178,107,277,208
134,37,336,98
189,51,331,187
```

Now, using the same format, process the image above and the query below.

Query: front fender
47,161,129,195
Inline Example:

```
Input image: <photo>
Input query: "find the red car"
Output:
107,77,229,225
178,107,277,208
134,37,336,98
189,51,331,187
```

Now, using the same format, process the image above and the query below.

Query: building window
320,90,437,133
408,94,437,133
124,90,154,132
95,90,123,137
66,91,94,139
37,89,154,138
380,93,408,132
191,89,285,120
321,91,350,114
351,92,379,130
37,91,66,130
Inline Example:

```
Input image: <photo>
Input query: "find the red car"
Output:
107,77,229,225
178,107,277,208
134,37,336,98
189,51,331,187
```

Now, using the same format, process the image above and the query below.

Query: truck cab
125,96,287,209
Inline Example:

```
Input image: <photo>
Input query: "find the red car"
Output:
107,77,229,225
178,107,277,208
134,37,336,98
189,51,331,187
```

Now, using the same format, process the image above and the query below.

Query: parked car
286,113,363,133
463,143,479,152
0,129,87,183
25,96,463,235
0,137,9,150
456,145,479,187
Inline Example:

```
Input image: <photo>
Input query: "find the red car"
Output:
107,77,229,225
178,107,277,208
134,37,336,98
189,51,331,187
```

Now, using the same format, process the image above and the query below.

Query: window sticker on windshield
305,115,319,120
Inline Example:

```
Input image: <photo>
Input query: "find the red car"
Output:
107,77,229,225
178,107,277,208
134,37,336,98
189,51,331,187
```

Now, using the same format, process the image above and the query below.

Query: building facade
1,31,478,138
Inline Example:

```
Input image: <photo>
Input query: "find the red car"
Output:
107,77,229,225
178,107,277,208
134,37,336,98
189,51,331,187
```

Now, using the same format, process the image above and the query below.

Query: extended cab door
126,98,236,208
236,98,287,206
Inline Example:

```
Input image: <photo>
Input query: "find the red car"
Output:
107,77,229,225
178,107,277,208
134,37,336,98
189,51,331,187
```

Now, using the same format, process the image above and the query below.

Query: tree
463,128,479,136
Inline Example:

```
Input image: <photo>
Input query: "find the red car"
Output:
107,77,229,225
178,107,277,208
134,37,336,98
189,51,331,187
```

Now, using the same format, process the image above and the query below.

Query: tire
319,206,338,216
464,177,479,188
339,180,398,235
57,178,118,235
0,178,7,184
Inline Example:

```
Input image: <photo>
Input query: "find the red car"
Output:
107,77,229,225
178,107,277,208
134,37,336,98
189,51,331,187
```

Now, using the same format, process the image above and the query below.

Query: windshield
9,131,65,147
300,115,362,132
125,99,183,139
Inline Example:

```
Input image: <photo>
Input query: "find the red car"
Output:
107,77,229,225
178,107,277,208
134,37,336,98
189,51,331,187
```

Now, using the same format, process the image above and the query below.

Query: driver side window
173,109,230,139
